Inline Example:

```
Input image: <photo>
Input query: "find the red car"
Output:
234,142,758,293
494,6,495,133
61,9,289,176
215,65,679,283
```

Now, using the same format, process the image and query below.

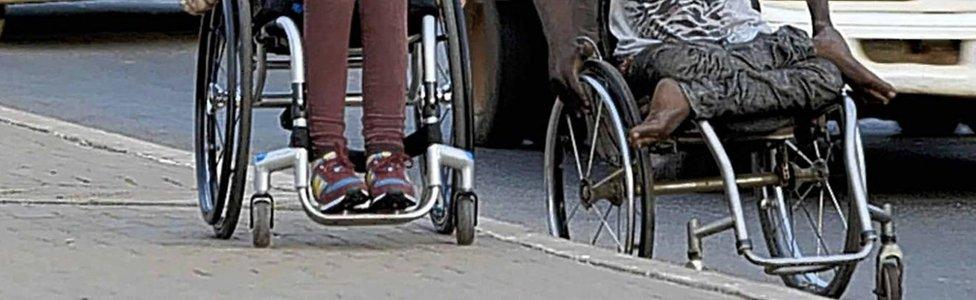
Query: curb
0,104,825,299
478,219,823,300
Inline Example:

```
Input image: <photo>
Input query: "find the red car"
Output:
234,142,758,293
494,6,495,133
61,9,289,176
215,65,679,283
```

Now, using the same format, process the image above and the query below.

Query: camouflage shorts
624,26,844,121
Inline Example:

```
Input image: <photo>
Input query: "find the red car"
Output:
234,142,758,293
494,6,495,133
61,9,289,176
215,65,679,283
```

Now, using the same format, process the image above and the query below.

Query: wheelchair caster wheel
251,196,274,248
876,256,903,300
455,193,477,246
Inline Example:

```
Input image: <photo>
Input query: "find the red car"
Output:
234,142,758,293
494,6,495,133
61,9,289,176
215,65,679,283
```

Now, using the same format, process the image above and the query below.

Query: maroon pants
305,0,407,156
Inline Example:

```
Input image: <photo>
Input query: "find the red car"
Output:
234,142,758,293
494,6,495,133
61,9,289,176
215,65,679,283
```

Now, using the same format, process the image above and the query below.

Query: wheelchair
542,7,903,300
193,0,478,248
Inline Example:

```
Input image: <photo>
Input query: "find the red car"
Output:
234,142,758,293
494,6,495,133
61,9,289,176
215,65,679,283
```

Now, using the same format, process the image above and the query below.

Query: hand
812,27,896,105
547,43,589,110
181,0,218,16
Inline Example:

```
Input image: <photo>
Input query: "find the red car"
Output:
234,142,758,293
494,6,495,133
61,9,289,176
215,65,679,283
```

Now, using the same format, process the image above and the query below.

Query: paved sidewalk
0,106,821,299
0,204,728,299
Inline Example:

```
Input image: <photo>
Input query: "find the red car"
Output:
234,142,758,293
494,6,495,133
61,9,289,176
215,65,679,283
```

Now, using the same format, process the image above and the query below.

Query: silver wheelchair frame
248,16,475,227
544,36,903,298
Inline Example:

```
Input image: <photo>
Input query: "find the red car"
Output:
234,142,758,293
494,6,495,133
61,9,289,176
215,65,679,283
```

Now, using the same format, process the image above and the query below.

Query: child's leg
360,0,408,155
305,1,370,212
360,0,415,210
306,0,355,156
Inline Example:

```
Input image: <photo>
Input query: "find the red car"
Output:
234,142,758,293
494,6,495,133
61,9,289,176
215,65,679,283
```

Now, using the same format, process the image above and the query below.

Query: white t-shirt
610,0,774,58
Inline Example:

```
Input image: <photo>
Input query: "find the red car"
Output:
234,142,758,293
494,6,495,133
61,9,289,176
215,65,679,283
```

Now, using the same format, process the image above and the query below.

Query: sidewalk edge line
476,219,824,300
0,105,194,168
0,104,824,300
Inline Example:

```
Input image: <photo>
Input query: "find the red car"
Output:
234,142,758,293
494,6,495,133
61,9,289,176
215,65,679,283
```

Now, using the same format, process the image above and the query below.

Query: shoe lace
369,152,413,174
317,153,355,175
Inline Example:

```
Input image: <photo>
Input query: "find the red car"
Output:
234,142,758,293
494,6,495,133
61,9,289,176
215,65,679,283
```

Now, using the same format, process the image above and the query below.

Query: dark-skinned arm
532,0,602,106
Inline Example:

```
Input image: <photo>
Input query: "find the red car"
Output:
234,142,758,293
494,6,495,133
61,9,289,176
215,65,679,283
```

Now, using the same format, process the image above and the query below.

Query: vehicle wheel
755,105,861,297
251,199,272,248
415,0,473,235
543,60,655,257
468,0,552,147
455,193,477,246
876,257,903,300
0,5,7,40
897,117,958,136
194,0,254,239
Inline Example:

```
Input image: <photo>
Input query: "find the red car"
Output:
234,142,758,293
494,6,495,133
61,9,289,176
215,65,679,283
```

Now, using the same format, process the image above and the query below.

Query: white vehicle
761,0,976,134
467,0,976,142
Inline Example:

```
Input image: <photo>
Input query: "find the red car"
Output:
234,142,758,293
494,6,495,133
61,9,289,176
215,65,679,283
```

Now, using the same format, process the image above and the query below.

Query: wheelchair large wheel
194,0,254,239
754,104,862,297
543,60,655,257
418,0,474,235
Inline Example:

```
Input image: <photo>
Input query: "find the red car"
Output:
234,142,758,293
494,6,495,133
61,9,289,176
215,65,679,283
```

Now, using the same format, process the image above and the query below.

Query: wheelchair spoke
824,181,848,230
817,189,825,255
791,183,814,212
565,116,585,181
774,186,802,257
785,140,815,166
585,101,603,178
589,203,623,250
566,201,582,222
813,140,823,159
215,124,226,152
616,204,622,246
798,199,833,255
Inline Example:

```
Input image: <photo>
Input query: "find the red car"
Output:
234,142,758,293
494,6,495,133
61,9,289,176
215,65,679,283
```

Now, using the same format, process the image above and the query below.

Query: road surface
1,4,974,299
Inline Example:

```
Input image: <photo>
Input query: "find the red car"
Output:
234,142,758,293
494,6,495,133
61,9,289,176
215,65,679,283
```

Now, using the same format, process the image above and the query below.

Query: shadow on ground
865,136,976,194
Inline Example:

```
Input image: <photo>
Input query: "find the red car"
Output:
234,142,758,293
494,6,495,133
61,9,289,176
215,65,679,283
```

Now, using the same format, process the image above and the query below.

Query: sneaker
310,151,369,213
365,151,417,212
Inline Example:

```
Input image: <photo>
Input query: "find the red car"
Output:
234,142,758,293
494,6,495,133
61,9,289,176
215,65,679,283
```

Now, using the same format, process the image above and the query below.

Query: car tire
0,4,7,40
468,0,552,148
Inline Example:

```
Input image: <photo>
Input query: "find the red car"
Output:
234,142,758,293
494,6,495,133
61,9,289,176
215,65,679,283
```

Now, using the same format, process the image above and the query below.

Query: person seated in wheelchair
538,0,897,146
299,0,416,213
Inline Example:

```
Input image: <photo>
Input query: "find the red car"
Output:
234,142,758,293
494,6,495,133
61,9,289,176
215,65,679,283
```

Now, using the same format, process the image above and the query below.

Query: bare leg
629,78,691,146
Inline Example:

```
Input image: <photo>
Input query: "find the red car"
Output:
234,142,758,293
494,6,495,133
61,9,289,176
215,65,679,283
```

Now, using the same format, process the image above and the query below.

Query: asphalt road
1,4,974,299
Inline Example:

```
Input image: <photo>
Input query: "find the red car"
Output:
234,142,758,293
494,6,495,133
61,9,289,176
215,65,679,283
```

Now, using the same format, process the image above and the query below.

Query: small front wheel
876,257,903,300
455,194,477,246
251,200,273,248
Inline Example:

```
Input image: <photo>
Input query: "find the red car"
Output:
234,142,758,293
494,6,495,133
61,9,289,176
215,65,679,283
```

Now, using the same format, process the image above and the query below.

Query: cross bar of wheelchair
265,48,364,70
687,96,879,273
653,173,781,195
252,145,474,226
254,93,363,108
587,164,820,199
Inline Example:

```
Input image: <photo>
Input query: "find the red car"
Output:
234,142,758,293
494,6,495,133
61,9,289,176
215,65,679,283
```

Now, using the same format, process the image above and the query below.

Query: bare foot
812,27,897,105
629,79,691,146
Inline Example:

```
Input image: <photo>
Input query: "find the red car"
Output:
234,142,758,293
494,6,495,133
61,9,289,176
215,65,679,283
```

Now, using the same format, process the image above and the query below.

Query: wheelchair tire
0,5,6,40
876,257,903,300
424,0,474,235
194,0,254,239
754,105,860,297
468,0,552,148
251,200,272,248
455,193,477,246
543,60,655,258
